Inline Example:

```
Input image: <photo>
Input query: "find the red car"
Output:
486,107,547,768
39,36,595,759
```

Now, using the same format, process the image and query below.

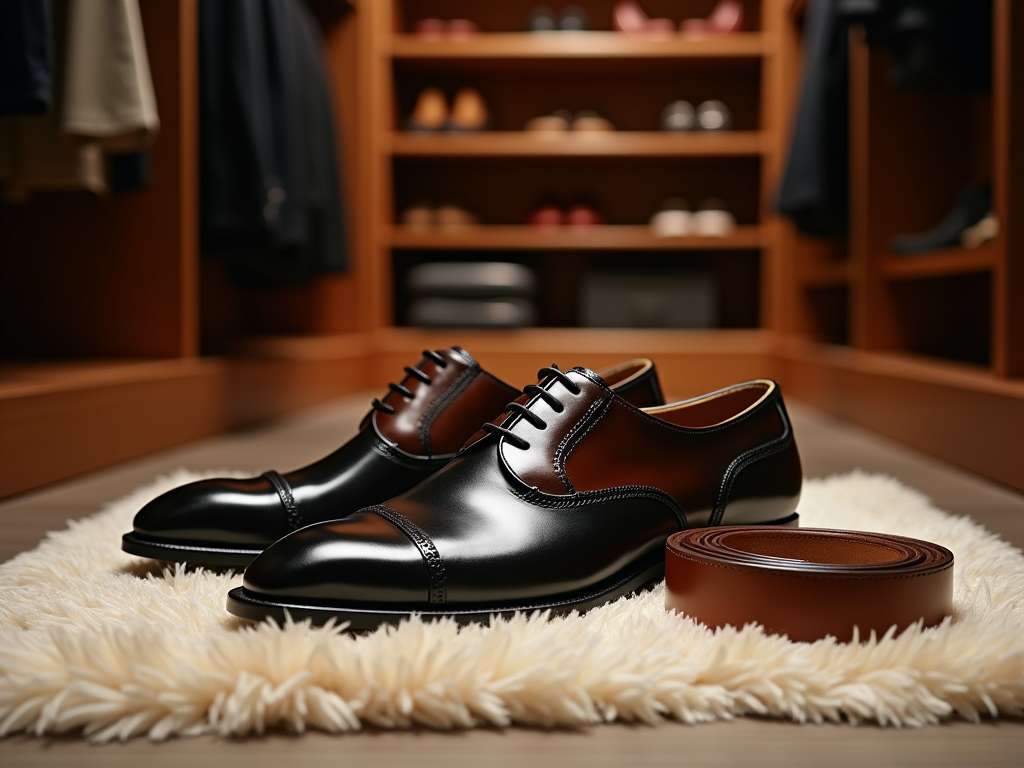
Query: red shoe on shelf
681,0,744,35
612,0,674,38
566,202,604,227
527,203,565,228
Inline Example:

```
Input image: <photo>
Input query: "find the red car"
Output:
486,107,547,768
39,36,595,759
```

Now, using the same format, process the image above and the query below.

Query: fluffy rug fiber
1,471,1023,742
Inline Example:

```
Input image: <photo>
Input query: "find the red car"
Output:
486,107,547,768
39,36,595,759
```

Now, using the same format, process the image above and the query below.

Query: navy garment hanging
776,0,992,238
0,0,53,116
199,0,349,285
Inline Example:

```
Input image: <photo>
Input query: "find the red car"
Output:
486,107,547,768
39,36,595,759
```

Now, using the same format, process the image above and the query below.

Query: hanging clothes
199,0,349,286
0,0,159,200
776,0,992,237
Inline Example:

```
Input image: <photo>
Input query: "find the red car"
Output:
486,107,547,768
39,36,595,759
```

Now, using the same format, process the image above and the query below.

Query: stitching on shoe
367,505,448,604
372,436,454,468
262,470,302,530
419,366,479,456
513,483,685,529
553,394,611,494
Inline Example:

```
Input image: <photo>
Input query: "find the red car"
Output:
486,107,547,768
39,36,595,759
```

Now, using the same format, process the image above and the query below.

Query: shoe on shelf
435,202,479,228
527,6,558,32
123,354,667,567
566,202,604,226
527,203,565,227
681,0,744,34
524,109,573,132
447,87,489,131
961,212,998,249
407,87,448,131
401,201,435,229
571,110,615,132
660,100,697,131
226,372,801,628
446,19,479,39
414,18,445,40
692,198,737,236
560,5,590,31
650,198,693,237
890,183,992,254
612,0,674,37
695,99,733,130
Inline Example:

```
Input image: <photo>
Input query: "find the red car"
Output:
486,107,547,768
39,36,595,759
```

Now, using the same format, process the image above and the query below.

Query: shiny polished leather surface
233,369,802,622
665,527,954,643
124,353,665,565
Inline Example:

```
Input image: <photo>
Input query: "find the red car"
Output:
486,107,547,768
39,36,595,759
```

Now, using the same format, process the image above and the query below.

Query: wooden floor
1,395,1023,765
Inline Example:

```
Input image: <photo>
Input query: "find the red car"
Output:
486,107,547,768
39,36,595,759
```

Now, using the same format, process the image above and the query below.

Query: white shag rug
1,471,1023,743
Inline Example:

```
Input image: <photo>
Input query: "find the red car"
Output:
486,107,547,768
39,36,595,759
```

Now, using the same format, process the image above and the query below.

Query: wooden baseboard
0,336,372,498
778,339,1024,492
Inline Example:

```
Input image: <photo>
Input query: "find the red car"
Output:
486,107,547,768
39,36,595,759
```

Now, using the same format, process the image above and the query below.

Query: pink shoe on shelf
612,0,674,38
414,18,445,40
681,0,744,35
446,19,479,40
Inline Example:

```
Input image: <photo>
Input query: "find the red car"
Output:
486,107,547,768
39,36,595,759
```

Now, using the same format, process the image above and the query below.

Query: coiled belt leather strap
665,527,954,643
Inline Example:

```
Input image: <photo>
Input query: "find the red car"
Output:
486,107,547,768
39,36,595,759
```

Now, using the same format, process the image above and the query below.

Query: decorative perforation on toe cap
366,505,448,604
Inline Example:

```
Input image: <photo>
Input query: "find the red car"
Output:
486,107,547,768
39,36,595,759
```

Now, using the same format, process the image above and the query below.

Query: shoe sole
121,531,262,568
224,511,799,629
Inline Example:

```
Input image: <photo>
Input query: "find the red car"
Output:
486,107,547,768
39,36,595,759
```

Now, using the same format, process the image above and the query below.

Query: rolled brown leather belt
665,527,954,643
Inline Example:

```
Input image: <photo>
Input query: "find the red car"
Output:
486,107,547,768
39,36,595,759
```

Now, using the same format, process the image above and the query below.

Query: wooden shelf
389,225,763,250
799,259,850,288
389,131,764,157
390,32,767,60
881,242,998,281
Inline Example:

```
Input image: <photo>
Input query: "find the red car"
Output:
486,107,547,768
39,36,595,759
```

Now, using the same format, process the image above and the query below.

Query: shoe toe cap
133,477,286,545
242,510,429,605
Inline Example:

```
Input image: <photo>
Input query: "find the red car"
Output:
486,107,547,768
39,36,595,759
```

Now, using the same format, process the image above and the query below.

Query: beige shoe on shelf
448,88,489,131
407,88,448,131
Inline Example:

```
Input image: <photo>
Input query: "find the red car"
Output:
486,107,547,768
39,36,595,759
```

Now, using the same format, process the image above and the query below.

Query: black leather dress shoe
122,352,664,566
226,368,802,628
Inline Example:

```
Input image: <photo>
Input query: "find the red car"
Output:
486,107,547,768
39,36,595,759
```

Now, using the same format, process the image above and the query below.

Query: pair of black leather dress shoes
123,347,802,629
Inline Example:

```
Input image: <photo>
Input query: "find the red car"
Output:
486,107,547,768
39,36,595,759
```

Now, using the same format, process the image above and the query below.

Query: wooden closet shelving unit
2,0,1023,500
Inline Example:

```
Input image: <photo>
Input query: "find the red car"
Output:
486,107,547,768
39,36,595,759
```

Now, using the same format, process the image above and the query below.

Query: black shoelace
481,365,581,450
371,349,448,415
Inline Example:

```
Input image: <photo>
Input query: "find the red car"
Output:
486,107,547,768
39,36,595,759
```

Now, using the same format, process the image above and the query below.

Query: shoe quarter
563,398,788,513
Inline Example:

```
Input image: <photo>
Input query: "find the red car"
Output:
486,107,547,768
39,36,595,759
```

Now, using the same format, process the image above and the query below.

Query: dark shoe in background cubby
890,183,992,255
